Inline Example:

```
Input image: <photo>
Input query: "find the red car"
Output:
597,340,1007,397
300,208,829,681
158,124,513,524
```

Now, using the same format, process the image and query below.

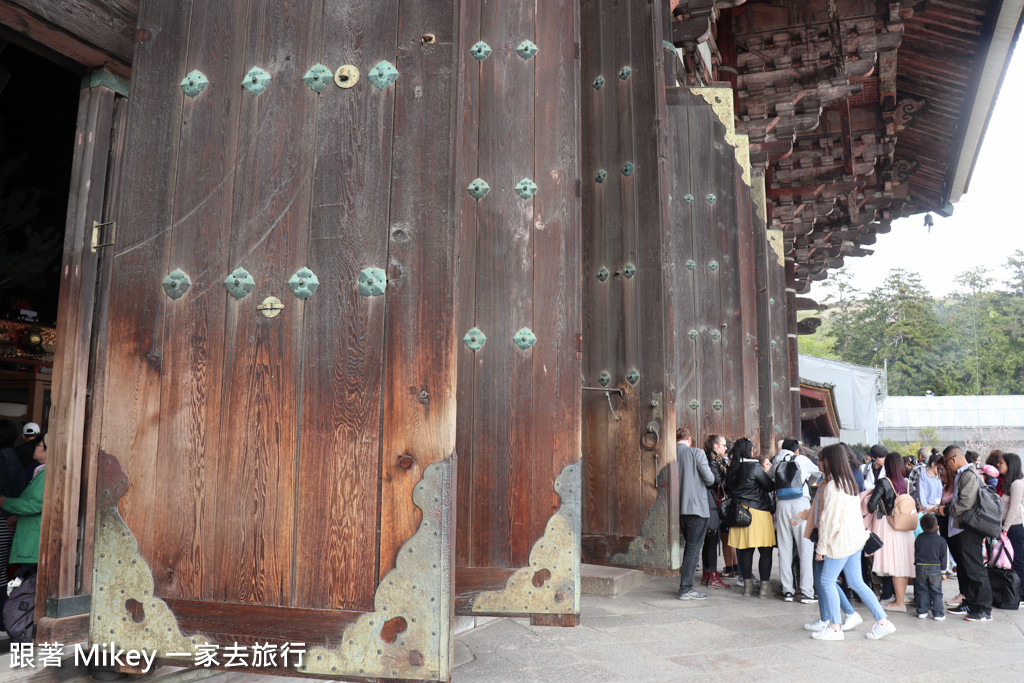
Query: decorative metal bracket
710,329,721,341
610,465,679,569
685,260,696,271
687,329,698,340
595,169,607,183
766,229,785,266
712,399,723,411
709,260,719,272
470,41,492,61
516,40,538,60
689,399,700,410
689,87,750,186
592,76,605,90
467,178,490,200
358,268,387,297
303,458,454,681
303,64,332,92
623,263,636,279
242,67,271,95
597,371,611,387
179,70,208,98
463,327,486,351
224,267,255,300
368,61,399,90
161,269,191,301
515,178,538,200
618,66,632,81
621,162,635,177
288,267,319,299
512,328,537,351
91,452,209,663
626,369,640,386
334,65,360,89
472,461,580,616
257,296,284,318
596,267,610,282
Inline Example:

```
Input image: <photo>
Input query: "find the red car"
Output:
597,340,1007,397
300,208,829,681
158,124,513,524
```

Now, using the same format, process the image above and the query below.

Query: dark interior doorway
0,39,79,431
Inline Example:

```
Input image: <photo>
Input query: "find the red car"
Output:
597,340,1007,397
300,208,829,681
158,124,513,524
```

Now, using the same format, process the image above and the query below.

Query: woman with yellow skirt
726,438,777,597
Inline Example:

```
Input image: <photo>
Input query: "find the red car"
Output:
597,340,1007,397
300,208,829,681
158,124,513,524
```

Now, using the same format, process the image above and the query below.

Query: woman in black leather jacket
700,434,730,589
725,438,777,597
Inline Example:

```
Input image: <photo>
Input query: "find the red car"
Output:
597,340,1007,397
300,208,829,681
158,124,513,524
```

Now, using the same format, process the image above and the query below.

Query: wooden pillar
36,70,128,643
785,257,802,440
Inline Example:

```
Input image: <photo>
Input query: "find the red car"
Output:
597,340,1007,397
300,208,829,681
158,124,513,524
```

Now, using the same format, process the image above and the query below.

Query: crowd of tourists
675,428,1024,642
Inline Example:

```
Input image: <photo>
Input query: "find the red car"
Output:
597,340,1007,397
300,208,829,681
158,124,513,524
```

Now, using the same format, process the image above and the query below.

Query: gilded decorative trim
303,457,454,680
610,464,679,569
752,174,767,223
90,452,209,662
767,229,785,266
690,87,750,185
472,461,581,615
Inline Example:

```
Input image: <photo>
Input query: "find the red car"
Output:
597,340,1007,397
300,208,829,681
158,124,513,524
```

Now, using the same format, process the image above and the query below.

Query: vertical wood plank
98,0,193,570
533,0,582,546
39,82,115,611
210,0,321,604
735,175,761,449
377,0,460,577
152,0,249,602
294,0,397,611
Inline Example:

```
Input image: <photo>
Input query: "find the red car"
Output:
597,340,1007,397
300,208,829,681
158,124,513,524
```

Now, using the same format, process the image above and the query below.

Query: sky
809,45,1024,301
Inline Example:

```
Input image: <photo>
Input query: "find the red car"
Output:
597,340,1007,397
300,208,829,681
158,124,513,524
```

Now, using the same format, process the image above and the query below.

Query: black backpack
3,571,36,643
775,454,803,500
961,469,1003,539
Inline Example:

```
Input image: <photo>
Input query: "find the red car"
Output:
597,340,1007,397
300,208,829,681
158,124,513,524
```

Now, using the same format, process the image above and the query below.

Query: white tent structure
879,395,1024,449
799,355,885,446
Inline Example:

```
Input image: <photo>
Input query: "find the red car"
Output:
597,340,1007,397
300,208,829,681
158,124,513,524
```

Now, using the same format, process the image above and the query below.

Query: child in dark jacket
914,513,948,619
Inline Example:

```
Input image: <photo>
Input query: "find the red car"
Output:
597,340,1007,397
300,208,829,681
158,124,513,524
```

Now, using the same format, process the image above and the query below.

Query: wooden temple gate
1,0,1000,680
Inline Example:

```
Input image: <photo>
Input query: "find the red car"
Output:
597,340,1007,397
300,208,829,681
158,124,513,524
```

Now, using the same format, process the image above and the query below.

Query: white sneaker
812,627,844,641
842,611,863,631
803,619,829,632
866,620,896,640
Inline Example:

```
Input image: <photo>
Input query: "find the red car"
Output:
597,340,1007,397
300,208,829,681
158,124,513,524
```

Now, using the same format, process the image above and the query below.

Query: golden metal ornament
257,296,284,318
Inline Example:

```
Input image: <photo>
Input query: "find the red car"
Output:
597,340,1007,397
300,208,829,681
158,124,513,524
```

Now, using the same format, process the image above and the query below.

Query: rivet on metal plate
179,70,208,98
623,263,636,279
685,260,697,270
709,260,720,272
161,269,191,301
516,40,538,60
621,162,635,177
471,41,492,61
224,267,255,300
593,75,605,90
358,268,387,297
710,330,722,341
618,66,632,80
626,369,640,386
712,399,723,411
368,60,399,90
257,296,284,318
303,64,332,92
242,67,271,95
463,327,487,351
288,267,319,299
689,399,700,410
598,371,611,387
515,178,538,200
687,329,698,340
596,267,610,282
513,327,537,351
467,178,490,200
595,169,607,183
706,193,717,204
334,65,360,89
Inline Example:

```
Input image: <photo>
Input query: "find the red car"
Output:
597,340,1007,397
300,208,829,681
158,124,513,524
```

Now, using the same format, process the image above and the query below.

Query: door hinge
91,220,116,252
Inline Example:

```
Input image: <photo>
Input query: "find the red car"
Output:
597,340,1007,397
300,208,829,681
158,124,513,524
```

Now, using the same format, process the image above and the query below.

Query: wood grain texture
97,0,192,592
735,176,761,450
38,83,114,618
8,0,138,62
377,0,460,578
151,0,249,603
294,0,396,612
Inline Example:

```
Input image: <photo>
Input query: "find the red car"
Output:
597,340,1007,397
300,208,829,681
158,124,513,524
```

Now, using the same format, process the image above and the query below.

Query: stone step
581,563,650,597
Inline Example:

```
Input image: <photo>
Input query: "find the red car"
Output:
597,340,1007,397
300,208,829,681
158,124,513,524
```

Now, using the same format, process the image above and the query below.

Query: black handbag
989,543,1021,610
863,531,884,555
721,497,752,527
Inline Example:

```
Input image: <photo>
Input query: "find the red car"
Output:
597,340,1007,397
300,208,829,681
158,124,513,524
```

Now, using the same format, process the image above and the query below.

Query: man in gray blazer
677,426,715,600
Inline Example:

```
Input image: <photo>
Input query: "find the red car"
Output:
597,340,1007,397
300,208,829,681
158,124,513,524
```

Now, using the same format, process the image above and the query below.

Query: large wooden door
89,2,459,680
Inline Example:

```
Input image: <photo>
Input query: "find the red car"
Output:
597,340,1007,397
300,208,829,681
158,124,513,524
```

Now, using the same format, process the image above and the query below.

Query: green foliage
918,428,941,450
813,263,1024,396
883,439,903,454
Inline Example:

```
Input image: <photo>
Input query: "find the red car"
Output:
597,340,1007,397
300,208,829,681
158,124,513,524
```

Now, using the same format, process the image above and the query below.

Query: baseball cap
22,422,40,437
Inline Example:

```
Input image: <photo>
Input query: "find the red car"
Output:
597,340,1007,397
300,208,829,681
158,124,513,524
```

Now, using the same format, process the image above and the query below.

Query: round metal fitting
685,260,697,270
712,400,723,411
687,329,698,340
710,330,721,341
334,65,360,88
709,260,720,272
706,193,717,204
593,75,605,90
257,296,284,319
688,399,700,410
596,267,610,282
769,297,776,305
626,369,640,385
595,169,607,183
598,371,611,387
623,263,636,279
683,194,694,203
618,66,632,81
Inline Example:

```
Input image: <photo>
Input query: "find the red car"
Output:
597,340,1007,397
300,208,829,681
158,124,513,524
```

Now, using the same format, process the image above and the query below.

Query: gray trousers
775,497,815,597
679,514,710,593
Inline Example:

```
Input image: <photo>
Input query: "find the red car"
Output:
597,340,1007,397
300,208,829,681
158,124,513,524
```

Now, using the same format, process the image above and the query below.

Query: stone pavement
452,567,1024,683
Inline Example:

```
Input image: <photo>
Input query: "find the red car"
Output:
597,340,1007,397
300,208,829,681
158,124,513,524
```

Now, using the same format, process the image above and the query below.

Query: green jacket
3,467,44,564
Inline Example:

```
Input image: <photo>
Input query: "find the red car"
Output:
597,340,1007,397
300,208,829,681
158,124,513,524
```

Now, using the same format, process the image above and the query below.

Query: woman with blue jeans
810,444,895,641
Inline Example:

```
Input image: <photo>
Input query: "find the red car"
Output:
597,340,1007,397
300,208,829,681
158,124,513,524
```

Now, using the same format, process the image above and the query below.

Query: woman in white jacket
813,444,896,641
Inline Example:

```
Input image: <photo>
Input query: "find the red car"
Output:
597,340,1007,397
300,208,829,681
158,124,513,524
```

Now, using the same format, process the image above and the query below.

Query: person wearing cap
0,432,47,568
